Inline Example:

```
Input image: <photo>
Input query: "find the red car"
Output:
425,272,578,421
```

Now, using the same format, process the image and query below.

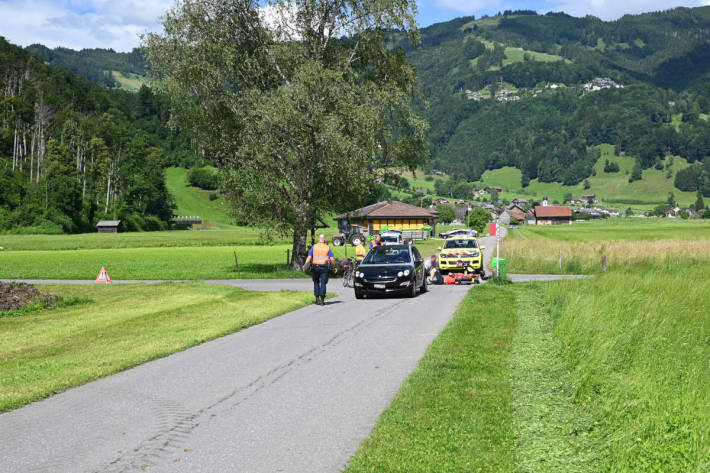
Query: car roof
446,235,477,240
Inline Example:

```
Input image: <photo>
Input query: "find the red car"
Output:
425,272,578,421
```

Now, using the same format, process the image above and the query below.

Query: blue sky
0,0,708,52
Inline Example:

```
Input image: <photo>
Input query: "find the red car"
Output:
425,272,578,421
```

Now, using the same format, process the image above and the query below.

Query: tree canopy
145,0,428,267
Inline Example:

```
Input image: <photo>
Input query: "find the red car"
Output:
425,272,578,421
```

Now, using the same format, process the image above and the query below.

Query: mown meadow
347,218,710,472
0,283,315,412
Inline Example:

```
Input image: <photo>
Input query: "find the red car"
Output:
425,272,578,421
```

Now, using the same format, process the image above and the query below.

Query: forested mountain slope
25,44,145,89
408,7,710,195
0,36,195,233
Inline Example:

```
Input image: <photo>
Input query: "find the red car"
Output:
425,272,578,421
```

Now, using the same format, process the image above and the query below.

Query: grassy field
0,283,314,412
510,218,710,242
0,245,307,279
0,228,289,251
541,263,710,471
504,219,710,274
166,167,237,228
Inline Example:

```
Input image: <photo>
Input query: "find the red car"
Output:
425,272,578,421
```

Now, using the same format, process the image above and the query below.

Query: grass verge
0,283,314,412
345,285,517,472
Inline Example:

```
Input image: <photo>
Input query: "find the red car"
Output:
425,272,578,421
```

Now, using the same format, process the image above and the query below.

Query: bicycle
342,257,358,288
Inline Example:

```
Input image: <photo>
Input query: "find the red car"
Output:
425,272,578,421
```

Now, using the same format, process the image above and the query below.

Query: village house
512,198,529,206
534,205,573,225
507,204,526,222
335,200,439,236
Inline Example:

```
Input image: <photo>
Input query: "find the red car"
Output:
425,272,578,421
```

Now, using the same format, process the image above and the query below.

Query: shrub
122,213,145,231
5,220,63,235
187,166,219,190
209,192,219,201
143,215,168,231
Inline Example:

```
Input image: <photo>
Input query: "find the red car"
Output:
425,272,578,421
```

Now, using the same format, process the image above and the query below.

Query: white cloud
0,0,172,51
434,0,502,14
547,0,707,20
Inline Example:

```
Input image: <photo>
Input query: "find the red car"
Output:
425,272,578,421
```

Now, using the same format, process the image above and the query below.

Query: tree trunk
291,221,309,271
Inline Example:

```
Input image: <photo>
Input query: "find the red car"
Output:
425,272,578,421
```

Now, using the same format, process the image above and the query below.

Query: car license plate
374,284,386,289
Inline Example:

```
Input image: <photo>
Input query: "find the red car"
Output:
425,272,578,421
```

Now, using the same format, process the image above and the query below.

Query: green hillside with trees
0,36,197,233
408,7,710,201
5,6,710,235
25,44,146,90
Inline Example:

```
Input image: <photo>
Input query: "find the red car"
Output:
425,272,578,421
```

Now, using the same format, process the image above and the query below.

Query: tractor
332,219,366,246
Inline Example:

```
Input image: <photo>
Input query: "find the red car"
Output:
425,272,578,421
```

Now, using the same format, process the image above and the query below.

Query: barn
534,206,572,225
96,220,122,233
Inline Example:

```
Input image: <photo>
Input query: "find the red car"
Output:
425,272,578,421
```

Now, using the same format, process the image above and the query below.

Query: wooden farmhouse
534,206,572,225
335,200,439,236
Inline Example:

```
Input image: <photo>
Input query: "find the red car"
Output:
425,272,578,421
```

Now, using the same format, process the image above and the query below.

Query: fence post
559,249,562,270
286,249,291,266
234,251,240,276
602,255,607,273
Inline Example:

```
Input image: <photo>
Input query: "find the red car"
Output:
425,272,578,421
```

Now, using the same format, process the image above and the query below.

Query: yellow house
335,200,438,236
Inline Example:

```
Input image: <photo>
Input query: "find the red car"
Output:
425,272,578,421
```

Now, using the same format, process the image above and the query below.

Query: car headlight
356,271,362,278
404,269,411,276
397,271,403,277
472,250,479,257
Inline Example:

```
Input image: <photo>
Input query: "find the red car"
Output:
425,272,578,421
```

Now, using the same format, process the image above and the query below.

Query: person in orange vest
305,234,337,306
369,233,383,249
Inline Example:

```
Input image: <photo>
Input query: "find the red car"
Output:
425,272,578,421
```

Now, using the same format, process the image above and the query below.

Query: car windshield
362,246,411,264
444,239,478,249
381,235,399,242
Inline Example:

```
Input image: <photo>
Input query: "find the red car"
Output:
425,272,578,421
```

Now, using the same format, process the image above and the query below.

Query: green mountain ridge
407,7,710,199
14,5,710,213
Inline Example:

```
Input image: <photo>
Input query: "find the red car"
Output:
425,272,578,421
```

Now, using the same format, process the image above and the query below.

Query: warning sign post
96,267,112,283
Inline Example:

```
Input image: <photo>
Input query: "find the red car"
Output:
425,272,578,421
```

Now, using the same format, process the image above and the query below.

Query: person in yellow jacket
355,241,367,262
305,234,336,306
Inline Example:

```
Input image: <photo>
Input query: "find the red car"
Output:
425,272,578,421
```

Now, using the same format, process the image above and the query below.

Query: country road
0,231,588,473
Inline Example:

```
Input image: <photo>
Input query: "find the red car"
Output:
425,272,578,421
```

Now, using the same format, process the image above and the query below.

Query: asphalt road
0,279,472,473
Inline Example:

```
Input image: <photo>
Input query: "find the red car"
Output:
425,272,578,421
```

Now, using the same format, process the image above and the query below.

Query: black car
353,244,427,298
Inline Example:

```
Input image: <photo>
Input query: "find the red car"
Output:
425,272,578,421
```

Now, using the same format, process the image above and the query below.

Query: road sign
95,267,112,283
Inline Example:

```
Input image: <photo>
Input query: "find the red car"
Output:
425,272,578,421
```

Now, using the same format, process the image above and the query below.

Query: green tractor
332,219,366,247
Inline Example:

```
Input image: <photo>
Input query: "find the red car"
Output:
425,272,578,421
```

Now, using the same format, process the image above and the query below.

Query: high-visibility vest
355,244,367,260
312,243,331,265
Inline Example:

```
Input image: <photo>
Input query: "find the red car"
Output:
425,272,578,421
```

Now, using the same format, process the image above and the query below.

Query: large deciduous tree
144,0,428,268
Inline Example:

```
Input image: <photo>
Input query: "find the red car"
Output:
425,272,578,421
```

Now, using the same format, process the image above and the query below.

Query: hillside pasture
473,144,696,209
111,70,148,91
502,47,565,66
166,167,236,228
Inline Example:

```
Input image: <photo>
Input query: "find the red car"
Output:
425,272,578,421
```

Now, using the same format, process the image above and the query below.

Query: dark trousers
312,266,329,297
